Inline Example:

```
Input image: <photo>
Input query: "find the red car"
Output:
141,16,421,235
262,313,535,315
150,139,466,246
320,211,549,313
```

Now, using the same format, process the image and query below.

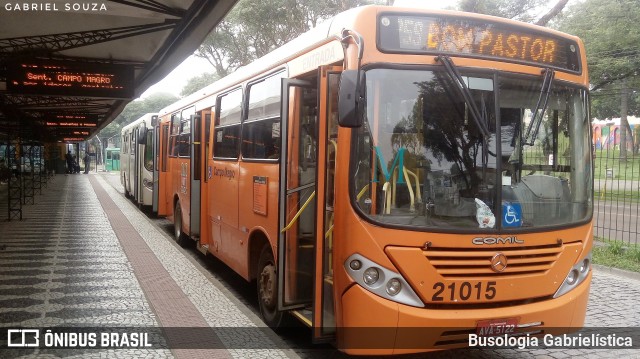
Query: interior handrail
281,190,316,233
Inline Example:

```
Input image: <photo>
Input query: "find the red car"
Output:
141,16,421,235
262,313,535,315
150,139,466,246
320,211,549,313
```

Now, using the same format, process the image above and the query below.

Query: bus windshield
352,68,592,231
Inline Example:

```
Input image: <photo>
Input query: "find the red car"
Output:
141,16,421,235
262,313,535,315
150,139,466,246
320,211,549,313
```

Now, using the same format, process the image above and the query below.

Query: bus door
190,114,202,240
133,127,139,202
157,121,170,216
278,65,339,341
152,116,159,213
198,110,212,253
136,123,147,205
206,110,222,255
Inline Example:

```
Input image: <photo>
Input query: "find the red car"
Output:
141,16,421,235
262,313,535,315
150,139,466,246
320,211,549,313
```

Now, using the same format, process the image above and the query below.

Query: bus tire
257,244,284,328
173,202,189,247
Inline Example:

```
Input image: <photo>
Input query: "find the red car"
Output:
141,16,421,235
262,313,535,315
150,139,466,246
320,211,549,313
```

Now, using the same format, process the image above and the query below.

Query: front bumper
338,271,591,355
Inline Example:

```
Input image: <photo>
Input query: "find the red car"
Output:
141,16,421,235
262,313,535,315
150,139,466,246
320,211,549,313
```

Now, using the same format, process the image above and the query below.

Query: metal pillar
22,144,34,205
42,144,50,188
7,141,22,221
31,145,43,195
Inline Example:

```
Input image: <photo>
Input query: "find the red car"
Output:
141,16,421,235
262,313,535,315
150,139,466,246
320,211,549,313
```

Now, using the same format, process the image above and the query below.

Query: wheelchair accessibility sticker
502,202,522,227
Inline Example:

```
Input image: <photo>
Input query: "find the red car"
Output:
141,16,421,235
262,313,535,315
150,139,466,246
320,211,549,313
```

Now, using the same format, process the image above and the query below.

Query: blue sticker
502,202,522,227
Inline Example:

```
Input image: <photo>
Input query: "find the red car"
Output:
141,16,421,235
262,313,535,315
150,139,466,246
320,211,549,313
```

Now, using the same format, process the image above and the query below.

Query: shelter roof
0,0,236,142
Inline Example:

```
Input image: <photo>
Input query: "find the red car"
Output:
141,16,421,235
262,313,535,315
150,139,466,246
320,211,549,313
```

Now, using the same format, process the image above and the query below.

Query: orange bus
154,5,593,354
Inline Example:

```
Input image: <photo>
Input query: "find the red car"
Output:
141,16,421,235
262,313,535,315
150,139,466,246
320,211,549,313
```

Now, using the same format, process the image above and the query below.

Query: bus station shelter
0,0,237,220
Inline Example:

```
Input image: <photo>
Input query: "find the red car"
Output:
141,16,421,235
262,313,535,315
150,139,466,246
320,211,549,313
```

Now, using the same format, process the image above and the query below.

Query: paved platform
2,173,640,359
0,174,298,359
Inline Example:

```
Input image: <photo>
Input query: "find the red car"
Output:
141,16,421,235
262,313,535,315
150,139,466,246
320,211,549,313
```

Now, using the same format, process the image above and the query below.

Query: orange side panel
339,285,399,355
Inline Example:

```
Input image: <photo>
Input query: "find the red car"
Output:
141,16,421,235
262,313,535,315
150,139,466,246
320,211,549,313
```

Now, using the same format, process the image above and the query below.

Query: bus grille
423,243,563,278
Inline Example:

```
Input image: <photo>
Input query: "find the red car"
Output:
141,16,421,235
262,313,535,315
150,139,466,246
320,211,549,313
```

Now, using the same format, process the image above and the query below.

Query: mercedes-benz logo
490,253,508,273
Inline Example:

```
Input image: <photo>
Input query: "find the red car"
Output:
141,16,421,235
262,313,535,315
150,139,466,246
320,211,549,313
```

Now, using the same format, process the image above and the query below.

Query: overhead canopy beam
0,0,238,143
0,21,179,58
109,0,186,17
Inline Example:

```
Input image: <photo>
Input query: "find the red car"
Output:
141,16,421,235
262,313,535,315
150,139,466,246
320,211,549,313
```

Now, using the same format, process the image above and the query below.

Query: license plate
476,318,518,336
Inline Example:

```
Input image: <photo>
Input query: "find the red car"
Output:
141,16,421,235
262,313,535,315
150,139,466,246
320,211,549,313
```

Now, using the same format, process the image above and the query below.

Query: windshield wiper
436,56,490,139
523,68,555,146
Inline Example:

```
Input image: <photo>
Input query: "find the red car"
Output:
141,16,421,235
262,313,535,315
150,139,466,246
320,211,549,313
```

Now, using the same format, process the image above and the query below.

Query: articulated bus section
121,5,593,355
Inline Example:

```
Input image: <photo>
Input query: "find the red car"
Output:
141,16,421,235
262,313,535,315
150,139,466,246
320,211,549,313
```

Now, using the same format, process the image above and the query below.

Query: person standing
83,153,91,174
65,151,74,174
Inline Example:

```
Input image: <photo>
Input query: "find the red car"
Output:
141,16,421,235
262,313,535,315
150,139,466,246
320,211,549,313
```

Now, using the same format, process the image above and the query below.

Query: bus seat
521,174,565,199
510,174,570,226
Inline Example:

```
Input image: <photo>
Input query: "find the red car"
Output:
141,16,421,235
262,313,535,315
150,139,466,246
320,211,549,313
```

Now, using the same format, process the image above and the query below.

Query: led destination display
378,14,581,72
7,60,134,99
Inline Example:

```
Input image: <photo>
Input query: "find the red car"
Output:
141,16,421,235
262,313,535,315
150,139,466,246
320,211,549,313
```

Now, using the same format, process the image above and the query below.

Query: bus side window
244,71,285,160
169,114,180,157
178,120,191,157
214,88,242,159
205,113,211,159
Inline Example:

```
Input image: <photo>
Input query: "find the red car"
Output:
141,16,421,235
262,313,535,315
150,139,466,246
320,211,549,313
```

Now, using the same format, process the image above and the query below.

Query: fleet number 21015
432,281,497,301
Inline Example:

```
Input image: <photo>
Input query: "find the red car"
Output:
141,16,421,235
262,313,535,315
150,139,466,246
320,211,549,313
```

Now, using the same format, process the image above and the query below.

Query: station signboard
44,113,100,128
7,60,134,99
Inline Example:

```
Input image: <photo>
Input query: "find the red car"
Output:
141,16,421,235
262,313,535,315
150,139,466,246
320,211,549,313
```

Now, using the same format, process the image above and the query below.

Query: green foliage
558,0,640,87
630,247,640,263
195,0,383,77
98,92,179,141
557,0,640,119
609,240,625,256
593,241,640,273
457,0,549,22
592,86,640,119
593,148,640,179
181,72,219,97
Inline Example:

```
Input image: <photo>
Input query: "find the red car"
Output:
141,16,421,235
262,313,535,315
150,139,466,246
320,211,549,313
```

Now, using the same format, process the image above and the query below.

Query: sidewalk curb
593,264,640,281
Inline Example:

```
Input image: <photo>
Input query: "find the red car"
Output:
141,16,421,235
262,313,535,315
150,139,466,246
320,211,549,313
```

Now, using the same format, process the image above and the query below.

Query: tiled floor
4,174,640,359
0,174,296,359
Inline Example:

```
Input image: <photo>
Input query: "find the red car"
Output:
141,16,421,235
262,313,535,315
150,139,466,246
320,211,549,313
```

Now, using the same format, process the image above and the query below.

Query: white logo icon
7,329,40,347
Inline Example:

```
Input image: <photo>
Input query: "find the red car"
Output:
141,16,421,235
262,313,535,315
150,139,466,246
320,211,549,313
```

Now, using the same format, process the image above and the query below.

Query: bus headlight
349,259,362,270
345,253,424,307
579,257,590,273
566,269,579,285
363,267,379,285
553,252,591,298
386,278,402,296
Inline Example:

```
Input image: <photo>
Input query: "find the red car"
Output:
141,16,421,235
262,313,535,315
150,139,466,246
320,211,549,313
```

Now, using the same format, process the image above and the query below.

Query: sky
138,0,483,99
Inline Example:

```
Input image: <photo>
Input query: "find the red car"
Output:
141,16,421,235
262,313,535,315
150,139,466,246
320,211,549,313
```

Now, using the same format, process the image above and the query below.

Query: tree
457,0,565,24
99,92,179,143
195,0,382,78
181,72,219,97
557,0,640,158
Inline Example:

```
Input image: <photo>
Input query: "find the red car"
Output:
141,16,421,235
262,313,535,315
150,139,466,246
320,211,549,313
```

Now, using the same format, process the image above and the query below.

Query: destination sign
378,14,581,73
45,114,100,127
46,122,97,127
7,60,134,99
50,114,100,121
63,131,91,136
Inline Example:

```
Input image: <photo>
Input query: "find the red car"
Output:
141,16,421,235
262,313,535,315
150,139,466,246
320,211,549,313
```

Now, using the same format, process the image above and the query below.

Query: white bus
121,113,158,207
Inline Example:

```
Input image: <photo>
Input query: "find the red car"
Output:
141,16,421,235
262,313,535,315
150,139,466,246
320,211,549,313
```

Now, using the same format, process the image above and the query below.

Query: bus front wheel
257,244,284,328
173,202,189,247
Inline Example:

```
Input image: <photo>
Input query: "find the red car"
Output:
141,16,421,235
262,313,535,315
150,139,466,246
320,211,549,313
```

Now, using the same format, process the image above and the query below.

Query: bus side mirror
338,70,365,128
151,115,158,127
137,125,148,144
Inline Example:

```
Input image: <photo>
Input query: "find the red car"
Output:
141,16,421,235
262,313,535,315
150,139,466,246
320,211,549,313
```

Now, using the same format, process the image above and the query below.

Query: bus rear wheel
173,202,189,247
257,244,284,328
